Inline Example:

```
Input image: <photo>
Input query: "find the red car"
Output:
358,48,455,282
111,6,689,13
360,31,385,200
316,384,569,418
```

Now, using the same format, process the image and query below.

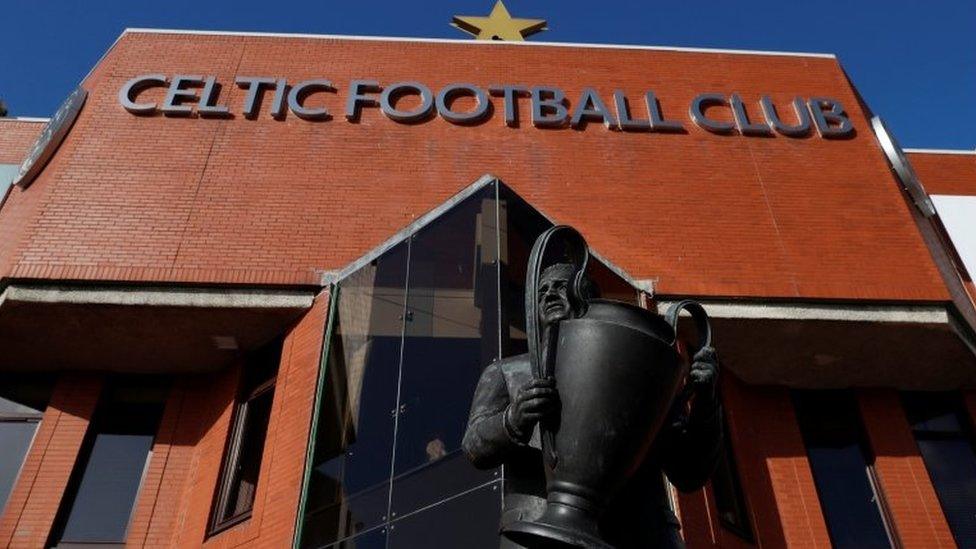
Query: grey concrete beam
0,284,316,309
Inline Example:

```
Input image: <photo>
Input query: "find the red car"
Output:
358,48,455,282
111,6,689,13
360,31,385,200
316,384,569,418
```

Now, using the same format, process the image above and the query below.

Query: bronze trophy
501,226,712,548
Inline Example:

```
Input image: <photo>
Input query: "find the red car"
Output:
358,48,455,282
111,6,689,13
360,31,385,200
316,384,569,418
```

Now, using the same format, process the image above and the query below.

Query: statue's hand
689,346,719,401
504,378,559,442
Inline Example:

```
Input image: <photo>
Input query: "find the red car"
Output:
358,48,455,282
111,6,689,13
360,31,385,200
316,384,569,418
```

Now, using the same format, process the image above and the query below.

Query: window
297,182,643,548
48,378,168,547
710,417,754,541
793,390,895,548
0,376,53,515
902,391,976,546
209,340,282,534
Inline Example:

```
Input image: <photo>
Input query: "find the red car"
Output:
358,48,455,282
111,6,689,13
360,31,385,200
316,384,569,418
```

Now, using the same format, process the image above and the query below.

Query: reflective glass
301,242,408,547
54,381,167,544
793,391,892,549
0,376,53,515
326,527,388,549
0,164,18,204
389,482,502,549
392,186,499,515
903,392,976,546
0,422,38,514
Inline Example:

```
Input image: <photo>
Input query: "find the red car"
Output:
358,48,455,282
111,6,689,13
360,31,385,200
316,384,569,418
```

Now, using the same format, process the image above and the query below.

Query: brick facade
1,30,973,548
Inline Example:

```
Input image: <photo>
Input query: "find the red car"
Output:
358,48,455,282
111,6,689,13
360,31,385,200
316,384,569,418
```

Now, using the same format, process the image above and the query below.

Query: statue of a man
462,262,723,548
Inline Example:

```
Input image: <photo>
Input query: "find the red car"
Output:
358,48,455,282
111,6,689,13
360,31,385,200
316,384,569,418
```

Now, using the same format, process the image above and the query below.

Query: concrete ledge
655,299,950,324
0,284,316,309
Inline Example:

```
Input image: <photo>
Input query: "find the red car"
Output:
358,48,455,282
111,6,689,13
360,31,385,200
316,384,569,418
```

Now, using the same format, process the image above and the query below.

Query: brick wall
0,373,103,548
907,151,976,195
128,289,329,548
0,31,947,302
858,389,954,548
0,119,43,164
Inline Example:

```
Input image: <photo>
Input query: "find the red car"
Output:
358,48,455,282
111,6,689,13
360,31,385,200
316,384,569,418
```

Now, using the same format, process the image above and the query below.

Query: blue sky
1,0,973,149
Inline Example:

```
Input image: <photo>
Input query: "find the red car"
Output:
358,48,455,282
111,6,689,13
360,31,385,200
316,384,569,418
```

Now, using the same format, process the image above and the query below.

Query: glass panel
301,242,408,548
389,482,501,549
498,186,550,358
0,375,53,417
903,391,964,434
0,375,52,514
222,388,274,520
0,164,19,204
916,438,976,545
0,421,38,514
793,391,891,549
710,419,753,540
56,381,167,544
326,527,388,549
498,185,638,358
392,187,499,515
903,392,976,546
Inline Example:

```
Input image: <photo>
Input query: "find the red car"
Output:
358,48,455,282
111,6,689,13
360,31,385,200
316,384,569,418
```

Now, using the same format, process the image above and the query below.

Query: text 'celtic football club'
119,74,854,138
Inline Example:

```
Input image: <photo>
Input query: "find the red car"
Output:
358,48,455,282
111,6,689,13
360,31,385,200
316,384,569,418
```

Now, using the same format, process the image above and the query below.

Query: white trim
0,117,49,123
904,148,976,155
655,300,950,324
120,27,836,59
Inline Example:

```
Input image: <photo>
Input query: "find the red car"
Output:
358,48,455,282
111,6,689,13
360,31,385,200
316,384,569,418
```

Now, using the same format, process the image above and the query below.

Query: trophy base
501,501,613,549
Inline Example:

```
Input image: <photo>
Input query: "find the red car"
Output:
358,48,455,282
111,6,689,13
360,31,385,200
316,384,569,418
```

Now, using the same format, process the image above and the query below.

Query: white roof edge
0,117,49,123
905,148,976,156
120,27,837,59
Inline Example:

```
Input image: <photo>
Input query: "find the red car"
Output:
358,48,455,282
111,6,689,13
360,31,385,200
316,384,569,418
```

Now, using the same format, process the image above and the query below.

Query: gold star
451,1,548,41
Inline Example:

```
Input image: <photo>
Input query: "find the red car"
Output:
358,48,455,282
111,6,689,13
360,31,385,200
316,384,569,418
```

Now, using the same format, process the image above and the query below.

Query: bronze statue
463,226,722,548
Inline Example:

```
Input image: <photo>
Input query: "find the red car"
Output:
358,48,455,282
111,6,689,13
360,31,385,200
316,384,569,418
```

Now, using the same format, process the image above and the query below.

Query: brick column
0,372,103,548
724,375,830,548
858,389,954,548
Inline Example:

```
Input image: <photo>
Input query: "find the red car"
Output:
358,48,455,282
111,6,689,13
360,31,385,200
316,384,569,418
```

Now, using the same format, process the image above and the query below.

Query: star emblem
451,1,548,41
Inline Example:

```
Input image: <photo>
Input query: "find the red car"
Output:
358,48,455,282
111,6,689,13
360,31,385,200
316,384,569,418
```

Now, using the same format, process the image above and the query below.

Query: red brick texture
0,373,103,548
678,375,831,548
908,151,976,196
858,390,955,548
0,31,947,301
129,289,329,548
0,119,44,164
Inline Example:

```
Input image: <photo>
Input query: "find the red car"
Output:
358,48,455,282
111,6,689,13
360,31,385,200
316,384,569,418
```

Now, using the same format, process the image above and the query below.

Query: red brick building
1,29,975,548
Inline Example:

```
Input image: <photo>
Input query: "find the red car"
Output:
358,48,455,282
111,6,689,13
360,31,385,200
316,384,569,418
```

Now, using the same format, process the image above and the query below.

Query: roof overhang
660,299,976,390
0,283,317,373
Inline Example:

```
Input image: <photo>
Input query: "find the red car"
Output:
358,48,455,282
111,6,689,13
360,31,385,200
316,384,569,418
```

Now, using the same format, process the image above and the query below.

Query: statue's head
538,262,589,327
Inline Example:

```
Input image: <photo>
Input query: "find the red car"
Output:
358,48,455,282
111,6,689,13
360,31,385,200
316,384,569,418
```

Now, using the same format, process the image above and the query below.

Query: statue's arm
462,360,522,469
660,397,724,492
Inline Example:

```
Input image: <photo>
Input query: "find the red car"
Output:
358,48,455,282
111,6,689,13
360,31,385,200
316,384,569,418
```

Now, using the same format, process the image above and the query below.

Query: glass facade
793,390,894,549
0,376,52,515
49,378,168,546
902,391,976,546
298,182,639,548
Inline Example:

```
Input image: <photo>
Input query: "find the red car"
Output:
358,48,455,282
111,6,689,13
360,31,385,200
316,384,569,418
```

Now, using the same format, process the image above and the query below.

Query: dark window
902,391,976,546
793,391,895,549
0,376,53,515
710,417,754,541
48,378,168,547
210,340,282,534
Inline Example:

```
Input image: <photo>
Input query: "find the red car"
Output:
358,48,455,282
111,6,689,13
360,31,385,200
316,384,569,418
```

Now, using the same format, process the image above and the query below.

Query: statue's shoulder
493,353,531,374
491,353,533,395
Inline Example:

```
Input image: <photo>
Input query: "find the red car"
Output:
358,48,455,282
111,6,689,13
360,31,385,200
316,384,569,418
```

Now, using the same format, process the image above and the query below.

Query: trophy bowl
503,299,688,548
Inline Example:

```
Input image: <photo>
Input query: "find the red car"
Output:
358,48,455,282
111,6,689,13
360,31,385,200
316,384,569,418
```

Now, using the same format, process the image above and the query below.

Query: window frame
710,415,755,542
208,362,278,535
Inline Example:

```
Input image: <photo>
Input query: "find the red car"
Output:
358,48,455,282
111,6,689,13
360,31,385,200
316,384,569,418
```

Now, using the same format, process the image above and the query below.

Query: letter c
689,93,735,133
119,74,168,114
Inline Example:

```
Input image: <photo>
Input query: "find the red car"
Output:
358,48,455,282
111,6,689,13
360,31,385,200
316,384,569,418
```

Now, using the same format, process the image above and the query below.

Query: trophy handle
665,300,712,409
526,225,589,470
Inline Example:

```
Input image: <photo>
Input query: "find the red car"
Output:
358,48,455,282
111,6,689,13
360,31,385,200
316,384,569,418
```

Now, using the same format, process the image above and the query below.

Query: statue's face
538,272,572,326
